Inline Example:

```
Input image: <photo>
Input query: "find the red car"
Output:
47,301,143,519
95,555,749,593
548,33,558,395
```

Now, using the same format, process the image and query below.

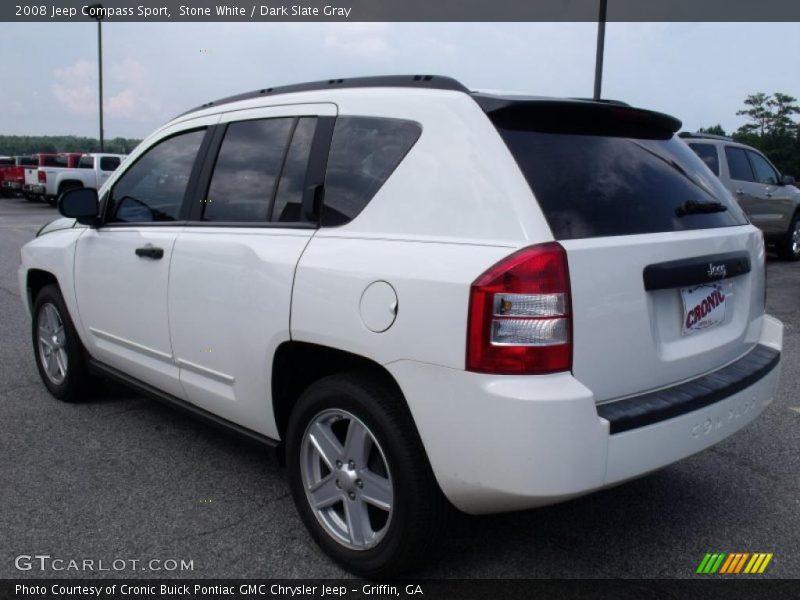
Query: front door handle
735,189,745,195
135,245,164,259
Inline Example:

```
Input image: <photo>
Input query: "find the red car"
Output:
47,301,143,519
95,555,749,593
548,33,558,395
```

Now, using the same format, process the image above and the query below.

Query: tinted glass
48,155,67,167
0,158,13,166
100,156,121,171
688,143,719,176
323,116,421,226
18,157,37,166
497,129,747,240
108,129,205,223
725,147,755,182
79,156,94,169
747,151,779,185
203,118,293,222
272,118,316,223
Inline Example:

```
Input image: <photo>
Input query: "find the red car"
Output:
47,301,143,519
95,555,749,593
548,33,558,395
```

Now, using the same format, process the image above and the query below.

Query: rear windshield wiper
675,199,728,217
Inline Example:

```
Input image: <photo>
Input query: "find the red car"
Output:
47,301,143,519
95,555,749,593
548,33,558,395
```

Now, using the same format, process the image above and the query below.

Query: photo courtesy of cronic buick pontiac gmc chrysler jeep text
19,76,783,576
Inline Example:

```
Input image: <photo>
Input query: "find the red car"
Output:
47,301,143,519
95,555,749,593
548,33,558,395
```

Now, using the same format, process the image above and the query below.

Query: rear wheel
777,215,800,261
286,373,447,577
32,284,93,401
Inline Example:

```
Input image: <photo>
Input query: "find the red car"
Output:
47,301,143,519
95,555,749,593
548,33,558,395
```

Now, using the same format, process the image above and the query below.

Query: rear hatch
484,98,764,403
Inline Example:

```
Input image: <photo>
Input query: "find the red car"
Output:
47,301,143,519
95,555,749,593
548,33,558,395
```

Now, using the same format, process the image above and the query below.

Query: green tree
736,93,771,137
767,93,800,137
697,124,727,136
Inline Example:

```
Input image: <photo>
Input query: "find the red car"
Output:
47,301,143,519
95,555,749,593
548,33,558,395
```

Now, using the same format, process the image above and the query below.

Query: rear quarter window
725,147,755,182
688,143,720,176
495,124,747,240
322,116,421,227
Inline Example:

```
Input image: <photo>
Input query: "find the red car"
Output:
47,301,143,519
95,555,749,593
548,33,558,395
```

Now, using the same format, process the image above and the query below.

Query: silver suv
684,133,800,261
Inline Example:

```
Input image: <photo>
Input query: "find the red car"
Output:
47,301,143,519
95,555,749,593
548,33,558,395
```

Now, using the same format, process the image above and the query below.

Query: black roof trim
179,75,469,117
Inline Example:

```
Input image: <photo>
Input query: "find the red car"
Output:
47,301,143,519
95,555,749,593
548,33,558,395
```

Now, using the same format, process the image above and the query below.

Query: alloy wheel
300,408,394,551
37,303,68,385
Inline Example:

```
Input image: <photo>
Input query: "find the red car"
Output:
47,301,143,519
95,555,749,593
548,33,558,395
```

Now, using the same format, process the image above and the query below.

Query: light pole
87,4,105,151
593,0,607,101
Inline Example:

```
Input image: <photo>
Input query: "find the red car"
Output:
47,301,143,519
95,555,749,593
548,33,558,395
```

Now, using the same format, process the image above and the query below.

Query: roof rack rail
180,75,469,117
678,131,733,141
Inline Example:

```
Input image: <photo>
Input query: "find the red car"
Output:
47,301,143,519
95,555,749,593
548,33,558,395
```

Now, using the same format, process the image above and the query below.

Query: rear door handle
135,245,164,259
735,189,745,195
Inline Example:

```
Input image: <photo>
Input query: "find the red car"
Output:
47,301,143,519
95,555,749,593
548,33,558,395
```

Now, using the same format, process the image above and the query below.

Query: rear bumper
23,184,45,195
388,315,782,514
2,181,22,190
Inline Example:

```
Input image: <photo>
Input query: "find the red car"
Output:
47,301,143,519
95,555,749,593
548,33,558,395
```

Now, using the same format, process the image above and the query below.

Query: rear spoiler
473,94,682,140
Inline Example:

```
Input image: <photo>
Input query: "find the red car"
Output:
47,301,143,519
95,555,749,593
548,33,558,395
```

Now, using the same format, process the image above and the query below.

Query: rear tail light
466,242,572,375
38,170,46,183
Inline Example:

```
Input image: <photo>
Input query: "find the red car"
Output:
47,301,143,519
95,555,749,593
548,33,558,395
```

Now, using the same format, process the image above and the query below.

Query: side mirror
780,174,796,186
58,187,99,225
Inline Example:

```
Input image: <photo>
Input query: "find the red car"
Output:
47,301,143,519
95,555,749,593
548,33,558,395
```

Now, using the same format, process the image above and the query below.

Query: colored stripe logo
697,553,773,574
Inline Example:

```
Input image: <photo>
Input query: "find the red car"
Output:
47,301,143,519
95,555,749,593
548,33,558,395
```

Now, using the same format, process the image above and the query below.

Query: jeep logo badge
707,263,727,279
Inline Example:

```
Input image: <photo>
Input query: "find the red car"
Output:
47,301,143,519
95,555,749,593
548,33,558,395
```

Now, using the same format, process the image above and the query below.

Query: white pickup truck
40,153,126,206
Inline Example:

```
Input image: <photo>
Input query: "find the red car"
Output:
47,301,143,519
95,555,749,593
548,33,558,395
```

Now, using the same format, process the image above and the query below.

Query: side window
78,156,94,169
203,118,294,223
322,116,421,226
272,118,317,223
747,151,779,185
688,143,719,176
107,129,205,223
100,156,121,172
725,147,755,182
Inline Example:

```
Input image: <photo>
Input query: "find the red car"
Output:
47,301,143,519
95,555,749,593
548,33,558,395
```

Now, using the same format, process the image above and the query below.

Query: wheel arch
26,268,59,313
57,179,84,194
271,341,408,443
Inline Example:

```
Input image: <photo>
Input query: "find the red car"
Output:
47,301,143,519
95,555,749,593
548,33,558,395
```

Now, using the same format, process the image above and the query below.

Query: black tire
777,214,800,261
31,284,93,402
286,373,448,577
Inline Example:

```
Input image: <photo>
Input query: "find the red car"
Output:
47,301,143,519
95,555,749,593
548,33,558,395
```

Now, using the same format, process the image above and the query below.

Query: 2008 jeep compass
19,75,783,576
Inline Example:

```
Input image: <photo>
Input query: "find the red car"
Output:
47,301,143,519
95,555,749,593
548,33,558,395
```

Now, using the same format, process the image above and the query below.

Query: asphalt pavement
1,197,798,579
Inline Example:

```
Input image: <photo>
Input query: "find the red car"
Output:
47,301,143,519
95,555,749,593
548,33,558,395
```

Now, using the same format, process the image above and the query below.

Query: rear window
41,155,61,167
100,156,121,172
495,122,747,240
688,143,720,176
79,156,94,169
0,158,13,166
322,116,421,226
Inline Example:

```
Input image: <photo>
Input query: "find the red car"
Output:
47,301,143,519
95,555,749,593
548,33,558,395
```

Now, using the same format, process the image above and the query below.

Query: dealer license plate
680,283,727,336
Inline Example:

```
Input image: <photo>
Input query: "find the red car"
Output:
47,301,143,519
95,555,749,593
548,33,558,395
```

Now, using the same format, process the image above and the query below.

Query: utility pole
593,0,607,101
87,4,105,151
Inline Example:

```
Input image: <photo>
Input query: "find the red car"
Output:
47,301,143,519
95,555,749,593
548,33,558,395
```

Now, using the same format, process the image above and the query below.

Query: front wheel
777,215,800,261
286,373,447,577
32,284,93,401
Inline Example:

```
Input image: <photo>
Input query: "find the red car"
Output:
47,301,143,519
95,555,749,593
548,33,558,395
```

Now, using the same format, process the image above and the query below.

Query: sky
1,21,798,140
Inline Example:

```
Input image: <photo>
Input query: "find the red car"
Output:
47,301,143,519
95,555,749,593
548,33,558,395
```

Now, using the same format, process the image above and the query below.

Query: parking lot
0,196,798,579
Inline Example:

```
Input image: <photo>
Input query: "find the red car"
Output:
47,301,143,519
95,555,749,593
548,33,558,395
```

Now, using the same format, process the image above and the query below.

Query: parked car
683,132,800,260
0,156,37,197
37,152,90,206
23,153,79,202
20,76,783,576
38,152,125,206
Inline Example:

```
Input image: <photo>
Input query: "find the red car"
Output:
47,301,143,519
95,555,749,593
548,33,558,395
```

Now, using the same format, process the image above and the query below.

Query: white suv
19,76,783,576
